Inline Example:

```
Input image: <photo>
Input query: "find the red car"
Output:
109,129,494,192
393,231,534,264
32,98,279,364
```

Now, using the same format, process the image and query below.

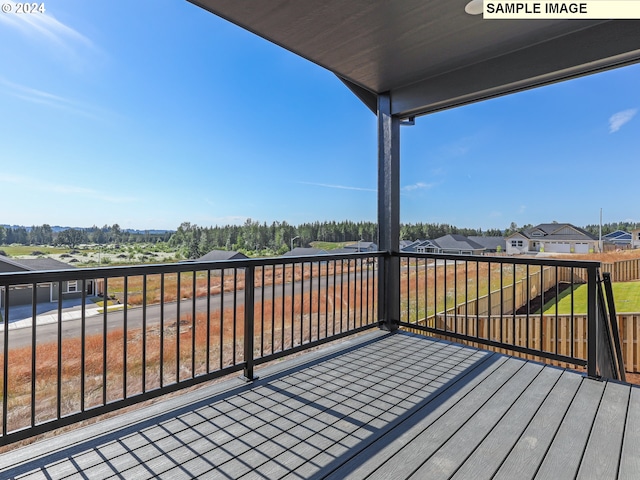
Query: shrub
31,250,45,256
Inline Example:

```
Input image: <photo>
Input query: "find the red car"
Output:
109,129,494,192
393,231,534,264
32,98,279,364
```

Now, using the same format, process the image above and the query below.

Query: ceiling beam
391,21,640,118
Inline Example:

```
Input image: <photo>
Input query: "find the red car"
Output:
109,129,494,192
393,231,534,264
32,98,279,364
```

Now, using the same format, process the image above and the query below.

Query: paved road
5,268,377,349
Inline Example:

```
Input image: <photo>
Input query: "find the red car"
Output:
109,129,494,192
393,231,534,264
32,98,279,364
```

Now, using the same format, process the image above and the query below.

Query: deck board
1,330,638,480
531,375,606,480
619,385,640,479
450,364,563,480
577,381,630,480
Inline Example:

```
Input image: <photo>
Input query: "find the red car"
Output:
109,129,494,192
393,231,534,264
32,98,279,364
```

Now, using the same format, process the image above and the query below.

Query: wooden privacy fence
452,265,586,317
601,259,640,282
424,313,640,373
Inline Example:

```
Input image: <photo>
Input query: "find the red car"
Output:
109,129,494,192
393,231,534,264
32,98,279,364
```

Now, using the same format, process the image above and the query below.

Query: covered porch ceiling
189,0,640,118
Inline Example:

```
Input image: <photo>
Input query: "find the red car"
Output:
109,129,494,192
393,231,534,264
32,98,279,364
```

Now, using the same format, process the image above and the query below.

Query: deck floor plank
578,381,631,480
1,331,638,480
450,365,563,480
321,352,505,480
353,357,526,480
619,385,640,479
491,370,583,480
533,377,606,480
408,361,546,479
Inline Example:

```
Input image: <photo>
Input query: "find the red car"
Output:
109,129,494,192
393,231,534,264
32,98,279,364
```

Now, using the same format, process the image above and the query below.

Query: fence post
243,266,256,381
587,266,598,378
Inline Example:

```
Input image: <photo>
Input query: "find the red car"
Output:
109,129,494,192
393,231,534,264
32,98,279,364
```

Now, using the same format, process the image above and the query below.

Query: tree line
583,222,640,237
0,224,172,248
167,219,498,259
3,220,637,259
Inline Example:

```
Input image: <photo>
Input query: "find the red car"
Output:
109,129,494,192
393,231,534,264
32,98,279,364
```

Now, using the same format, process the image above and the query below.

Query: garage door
545,242,571,253
575,243,590,253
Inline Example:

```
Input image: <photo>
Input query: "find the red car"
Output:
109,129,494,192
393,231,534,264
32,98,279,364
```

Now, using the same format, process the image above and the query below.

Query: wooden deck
1,330,638,479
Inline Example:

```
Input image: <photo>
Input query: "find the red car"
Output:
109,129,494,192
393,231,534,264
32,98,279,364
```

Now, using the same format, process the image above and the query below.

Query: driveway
2,297,102,329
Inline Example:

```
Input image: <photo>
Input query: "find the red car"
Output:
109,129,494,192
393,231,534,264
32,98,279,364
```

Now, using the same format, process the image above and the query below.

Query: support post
377,92,400,332
587,266,598,378
243,266,256,381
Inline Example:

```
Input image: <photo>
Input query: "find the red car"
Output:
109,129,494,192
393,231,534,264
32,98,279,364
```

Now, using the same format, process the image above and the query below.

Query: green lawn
309,241,354,250
542,281,640,314
0,245,69,256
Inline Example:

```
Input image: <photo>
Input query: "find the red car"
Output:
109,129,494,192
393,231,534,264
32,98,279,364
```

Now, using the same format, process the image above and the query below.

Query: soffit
189,1,640,117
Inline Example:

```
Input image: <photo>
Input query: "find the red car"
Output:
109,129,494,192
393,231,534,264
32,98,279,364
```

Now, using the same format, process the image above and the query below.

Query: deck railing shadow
0,331,503,478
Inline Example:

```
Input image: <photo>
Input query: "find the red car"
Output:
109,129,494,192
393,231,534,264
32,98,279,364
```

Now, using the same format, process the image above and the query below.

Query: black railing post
587,265,598,378
243,266,256,381
377,91,400,332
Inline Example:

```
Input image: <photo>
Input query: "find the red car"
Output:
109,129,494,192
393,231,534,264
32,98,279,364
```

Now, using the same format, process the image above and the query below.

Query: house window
66,281,78,293
511,240,523,247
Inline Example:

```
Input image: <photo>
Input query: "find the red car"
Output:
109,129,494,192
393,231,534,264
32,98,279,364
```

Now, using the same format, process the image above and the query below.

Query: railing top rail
0,251,383,285
396,251,601,269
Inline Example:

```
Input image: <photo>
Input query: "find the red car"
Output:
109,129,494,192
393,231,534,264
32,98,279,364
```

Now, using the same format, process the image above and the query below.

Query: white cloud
0,77,112,120
298,182,376,192
403,182,435,192
1,174,137,204
609,109,637,133
0,1,102,70
0,2,93,47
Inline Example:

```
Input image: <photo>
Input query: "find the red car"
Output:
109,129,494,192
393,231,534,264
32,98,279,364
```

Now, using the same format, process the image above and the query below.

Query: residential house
343,241,378,252
468,236,507,253
196,250,248,261
401,235,485,255
632,228,640,249
506,223,599,255
0,256,93,308
603,230,632,246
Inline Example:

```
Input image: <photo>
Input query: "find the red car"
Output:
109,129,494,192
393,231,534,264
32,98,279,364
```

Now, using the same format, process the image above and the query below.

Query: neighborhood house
0,256,94,309
506,223,599,255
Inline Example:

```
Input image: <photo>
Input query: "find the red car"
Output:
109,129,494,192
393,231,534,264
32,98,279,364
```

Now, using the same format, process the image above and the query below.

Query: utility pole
599,208,603,252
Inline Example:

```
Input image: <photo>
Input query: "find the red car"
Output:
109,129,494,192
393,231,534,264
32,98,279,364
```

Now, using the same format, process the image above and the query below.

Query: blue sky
1,1,638,232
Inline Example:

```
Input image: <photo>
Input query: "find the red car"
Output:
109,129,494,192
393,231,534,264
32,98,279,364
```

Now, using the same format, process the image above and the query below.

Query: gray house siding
0,256,87,308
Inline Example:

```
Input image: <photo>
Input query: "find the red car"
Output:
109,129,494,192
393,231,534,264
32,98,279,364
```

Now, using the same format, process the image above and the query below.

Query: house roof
197,250,248,261
468,236,506,250
514,223,598,242
0,256,75,271
191,1,640,118
432,234,485,251
399,240,415,249
603,230,631,240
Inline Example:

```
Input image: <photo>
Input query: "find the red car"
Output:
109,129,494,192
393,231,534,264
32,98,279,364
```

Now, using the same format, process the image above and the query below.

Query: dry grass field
0,275,377,444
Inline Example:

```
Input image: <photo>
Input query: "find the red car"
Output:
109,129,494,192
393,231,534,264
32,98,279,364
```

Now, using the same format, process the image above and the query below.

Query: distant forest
167,220,499,258
1,220,638,259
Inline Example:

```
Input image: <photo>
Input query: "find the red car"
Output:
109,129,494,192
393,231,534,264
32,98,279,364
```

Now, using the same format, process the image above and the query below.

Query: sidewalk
0,304,123,331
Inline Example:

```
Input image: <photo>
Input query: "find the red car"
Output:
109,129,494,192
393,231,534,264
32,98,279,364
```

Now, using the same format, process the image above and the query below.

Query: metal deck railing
396,252,614,377
0,251,621,446
0,252,379,446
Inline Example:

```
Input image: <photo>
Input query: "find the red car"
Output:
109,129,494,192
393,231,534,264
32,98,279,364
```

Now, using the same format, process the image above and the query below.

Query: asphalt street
3,268,377,349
